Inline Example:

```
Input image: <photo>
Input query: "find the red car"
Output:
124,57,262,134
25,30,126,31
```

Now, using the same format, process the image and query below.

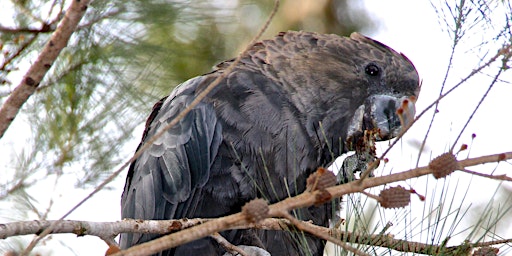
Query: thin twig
0,0,91,139
374,43,512,169
0,35,38,72
110,151,512,256
450,61,506,152
0,178,27,200
278,211,370,256
416,1,467,166
460,168,512,181
210,233,250,256
0,25,53,34
10,0,92,254
23,0,280,255
358,42,512,184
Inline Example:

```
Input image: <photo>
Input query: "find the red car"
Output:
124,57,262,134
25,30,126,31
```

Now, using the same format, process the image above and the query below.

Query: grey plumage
120,31,420,255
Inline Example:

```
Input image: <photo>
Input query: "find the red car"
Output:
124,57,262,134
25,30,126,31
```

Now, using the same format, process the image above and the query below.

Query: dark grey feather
121,31,420,256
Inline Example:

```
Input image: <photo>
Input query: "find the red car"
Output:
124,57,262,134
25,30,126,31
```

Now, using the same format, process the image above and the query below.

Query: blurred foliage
0,1,374,252
0,0,375,190
0,0,375,252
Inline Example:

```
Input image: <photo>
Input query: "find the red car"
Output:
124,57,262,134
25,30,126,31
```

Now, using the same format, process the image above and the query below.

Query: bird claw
222,245,271,256
337,151,376,183
339,129,379,183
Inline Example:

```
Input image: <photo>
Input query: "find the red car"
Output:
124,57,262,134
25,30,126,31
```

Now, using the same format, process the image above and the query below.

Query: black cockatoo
120,31,420,255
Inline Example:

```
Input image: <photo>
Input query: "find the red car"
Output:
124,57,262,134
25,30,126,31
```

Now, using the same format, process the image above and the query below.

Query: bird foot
222,245,271,256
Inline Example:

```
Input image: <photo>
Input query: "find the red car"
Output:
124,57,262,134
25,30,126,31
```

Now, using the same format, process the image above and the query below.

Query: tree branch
210,233,250,256
1,211,510,255
0,218,207,240
110,151,512,256
0,24,53,34
277,211,370,256
0,35,38,73
0,0,90,139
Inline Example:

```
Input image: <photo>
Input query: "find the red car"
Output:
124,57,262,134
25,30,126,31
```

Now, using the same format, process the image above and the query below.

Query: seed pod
242,198,269,224
306,167,337,191
379,186,411,209
472,247,499,256
428,153,460,179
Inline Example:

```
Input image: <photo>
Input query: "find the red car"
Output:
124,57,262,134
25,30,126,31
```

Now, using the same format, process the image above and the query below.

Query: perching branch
1,219,506,255
109,151,512,256
0,0,91,139
0,218,207,240
2,149,511,256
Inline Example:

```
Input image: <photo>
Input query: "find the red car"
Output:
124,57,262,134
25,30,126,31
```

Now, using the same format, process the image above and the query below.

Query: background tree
1,0,511,255
0,0,375,254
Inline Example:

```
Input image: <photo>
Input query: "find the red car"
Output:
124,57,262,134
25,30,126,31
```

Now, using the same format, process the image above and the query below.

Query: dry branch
278,211,370,256
109,151,512,256
0,218,207,240
0,0,91,139
2,198,510,256
0,24,53,34
210,233,250,256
